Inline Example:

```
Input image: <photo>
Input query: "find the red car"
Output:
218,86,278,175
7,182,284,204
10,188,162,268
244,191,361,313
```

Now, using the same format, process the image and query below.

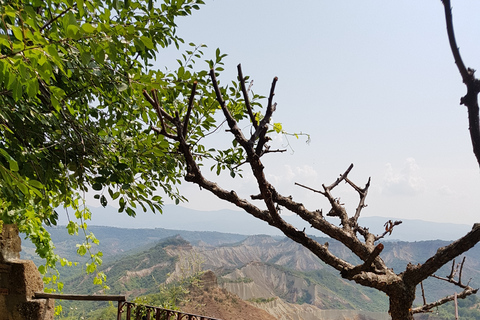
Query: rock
0,224,21,262
0,224,54,320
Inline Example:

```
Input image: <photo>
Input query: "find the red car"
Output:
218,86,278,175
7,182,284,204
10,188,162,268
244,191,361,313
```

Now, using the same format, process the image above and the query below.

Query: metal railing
117,301,222,320
33,293,222,320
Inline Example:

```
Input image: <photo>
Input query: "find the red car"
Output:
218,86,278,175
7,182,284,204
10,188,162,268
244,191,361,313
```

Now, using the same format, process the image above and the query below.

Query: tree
0,0,205,286
138,2,480,320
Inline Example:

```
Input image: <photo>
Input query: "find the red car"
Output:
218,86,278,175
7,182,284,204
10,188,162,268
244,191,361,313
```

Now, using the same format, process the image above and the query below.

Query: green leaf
11,25,23,41
86,262,96,273
28,180,43,189
17,182,28,195
273,123,283,133
66,25,81,39
81,23,96,34
38,265,46,275
140,36,154,49
117,82,128,92
92,183,103,191
126,207,135,217
76,244,87,256
100,195,107,207
67,221,78,235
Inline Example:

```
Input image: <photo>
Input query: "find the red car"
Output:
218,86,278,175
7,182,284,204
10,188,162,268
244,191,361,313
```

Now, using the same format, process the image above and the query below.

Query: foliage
0,0,205,287
248,297,277,304
219,277,253,284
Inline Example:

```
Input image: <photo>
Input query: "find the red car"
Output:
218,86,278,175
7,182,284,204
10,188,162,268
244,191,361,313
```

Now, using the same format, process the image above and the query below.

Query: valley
21,225,480,320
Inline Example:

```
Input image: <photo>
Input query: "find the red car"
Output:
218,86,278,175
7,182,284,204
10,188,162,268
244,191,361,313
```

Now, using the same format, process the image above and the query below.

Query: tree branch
182,81,197,138
442,0,480,167
411,287,478,314
345,176,370,223
442,0,469,83
254,77,277,156
375,220,403,241
209,69,250,150
237,64,258,129
40,5,75,32
404,223,480,285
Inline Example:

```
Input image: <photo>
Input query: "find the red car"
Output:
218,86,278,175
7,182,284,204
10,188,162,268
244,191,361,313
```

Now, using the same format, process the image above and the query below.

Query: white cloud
436,185,456,197
382,158,425,196
267,164,318,186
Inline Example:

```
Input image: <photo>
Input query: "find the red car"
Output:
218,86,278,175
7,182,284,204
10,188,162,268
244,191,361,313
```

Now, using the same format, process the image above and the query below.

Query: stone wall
0,224,54,320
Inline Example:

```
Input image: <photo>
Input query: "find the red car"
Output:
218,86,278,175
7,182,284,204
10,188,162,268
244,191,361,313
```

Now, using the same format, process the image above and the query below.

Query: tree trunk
388,286,416,320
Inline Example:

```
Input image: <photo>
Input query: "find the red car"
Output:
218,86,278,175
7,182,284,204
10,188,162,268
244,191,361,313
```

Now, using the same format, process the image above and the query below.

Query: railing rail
34,292,126,301
117,301,222,320
33,293,222,320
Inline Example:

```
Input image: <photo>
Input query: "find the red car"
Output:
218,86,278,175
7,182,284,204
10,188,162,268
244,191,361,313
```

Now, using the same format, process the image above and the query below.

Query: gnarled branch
442,0,480,167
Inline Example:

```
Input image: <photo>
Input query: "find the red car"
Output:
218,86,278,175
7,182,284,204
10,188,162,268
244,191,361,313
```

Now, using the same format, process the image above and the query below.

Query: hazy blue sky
88,1,480,229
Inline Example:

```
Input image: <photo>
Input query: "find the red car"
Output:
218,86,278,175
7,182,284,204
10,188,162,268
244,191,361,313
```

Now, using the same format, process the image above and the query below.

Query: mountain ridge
52,204,473,241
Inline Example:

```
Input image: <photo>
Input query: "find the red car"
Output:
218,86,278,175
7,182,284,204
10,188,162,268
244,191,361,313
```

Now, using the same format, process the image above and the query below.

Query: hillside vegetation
25,227,480,320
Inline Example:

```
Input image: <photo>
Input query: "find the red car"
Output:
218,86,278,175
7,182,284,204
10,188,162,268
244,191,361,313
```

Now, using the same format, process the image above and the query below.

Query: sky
87,1,480,229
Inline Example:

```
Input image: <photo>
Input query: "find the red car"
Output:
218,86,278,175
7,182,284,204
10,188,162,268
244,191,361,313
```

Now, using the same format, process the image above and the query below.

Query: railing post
126,302,133,320
117,301,123,320
145,307,152,320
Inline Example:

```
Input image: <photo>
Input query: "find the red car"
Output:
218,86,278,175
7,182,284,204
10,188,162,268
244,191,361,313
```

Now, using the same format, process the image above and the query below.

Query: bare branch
142,89,174,123
458,256,466,284
404,223,480,285
412,287,478,314
375,220,403,241
341,243,385,278
263,148,287,154
420,282,427,306
322,165,355,228
345,176,371,222
432,257,472,289
40,5,75,32
442,0,469,83
249,77,278,155
294,182,325,195
237,64,258,129
143,90,177,139
182,81,198,138
209,69,249,149
325,163,354,190
442,0,480,167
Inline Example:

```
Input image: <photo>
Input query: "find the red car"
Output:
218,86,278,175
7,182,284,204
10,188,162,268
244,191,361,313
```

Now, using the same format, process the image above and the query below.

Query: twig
375,220,402,241
40,5,76,32
432,258,470,289
254,77,278,155
237,64,257,129
142,90,176,139
420,281,427,306
294,182,325,195
345,176,370,222
325,164,354,190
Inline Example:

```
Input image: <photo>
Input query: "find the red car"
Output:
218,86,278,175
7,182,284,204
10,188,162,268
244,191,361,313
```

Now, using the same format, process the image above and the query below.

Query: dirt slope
179,271,277,320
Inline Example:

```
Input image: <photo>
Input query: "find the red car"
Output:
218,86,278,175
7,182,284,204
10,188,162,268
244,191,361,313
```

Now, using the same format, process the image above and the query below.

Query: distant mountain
53,204,473,242
47,227,480,320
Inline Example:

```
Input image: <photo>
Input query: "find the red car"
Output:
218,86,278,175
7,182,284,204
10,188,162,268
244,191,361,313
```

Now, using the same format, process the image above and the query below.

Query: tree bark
388,285,416,320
